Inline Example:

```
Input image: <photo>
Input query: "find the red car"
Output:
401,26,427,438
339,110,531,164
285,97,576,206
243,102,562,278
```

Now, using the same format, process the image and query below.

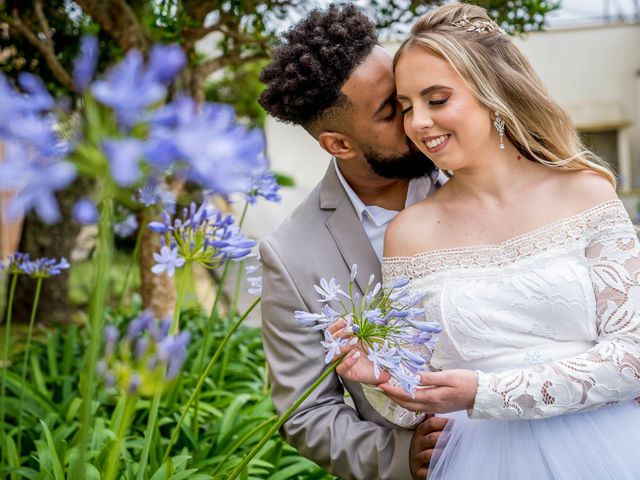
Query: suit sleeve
260,239,414,480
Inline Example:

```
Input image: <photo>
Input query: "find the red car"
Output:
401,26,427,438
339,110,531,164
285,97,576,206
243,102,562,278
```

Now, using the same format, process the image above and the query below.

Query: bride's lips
420,134,450,154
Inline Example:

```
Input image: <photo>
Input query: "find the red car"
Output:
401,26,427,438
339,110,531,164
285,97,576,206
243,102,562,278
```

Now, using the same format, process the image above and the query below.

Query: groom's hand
410,416,449,480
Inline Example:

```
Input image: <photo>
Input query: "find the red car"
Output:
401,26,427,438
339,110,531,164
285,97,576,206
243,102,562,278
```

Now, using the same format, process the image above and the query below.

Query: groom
258,4,447,480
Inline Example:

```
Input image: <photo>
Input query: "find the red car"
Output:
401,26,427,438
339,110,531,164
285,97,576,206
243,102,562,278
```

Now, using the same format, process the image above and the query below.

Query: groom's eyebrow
372,92,397,118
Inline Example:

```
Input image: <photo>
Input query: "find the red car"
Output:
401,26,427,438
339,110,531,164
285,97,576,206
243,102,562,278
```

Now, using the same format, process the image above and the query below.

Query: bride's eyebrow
397,84,451,101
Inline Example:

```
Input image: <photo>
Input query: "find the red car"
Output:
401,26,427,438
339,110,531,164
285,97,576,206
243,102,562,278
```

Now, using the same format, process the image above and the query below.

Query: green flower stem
237,202,249,228
231,260,244,316
118,209,147,310
226,357,343,480
0,273,18,471
161,296,260,464
136,391,161,480
16,276,43,455
138,260,190,478
70,192,113,480
170,262,191,335
210,415,277,478
195,260,231,372
103,394,136,480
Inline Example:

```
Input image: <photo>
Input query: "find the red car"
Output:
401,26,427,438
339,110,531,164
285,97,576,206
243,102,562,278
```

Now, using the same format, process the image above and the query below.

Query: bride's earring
493,112,505,150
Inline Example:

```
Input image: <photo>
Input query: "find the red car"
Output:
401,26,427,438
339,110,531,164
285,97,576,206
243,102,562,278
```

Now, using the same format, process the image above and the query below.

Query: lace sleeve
471,212,640,420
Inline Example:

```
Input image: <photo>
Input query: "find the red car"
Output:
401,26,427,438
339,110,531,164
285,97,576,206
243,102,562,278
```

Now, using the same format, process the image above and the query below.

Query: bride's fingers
380,383,439,404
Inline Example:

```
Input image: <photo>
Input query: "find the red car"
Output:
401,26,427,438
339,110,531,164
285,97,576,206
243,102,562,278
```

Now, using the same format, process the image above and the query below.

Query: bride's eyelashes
399,97,449,116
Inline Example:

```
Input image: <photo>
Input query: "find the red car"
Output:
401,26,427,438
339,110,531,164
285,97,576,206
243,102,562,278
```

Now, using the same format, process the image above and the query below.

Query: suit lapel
320,164,381,293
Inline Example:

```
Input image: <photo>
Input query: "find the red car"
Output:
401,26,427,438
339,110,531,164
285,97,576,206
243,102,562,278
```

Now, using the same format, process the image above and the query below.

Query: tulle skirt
429,401,640,480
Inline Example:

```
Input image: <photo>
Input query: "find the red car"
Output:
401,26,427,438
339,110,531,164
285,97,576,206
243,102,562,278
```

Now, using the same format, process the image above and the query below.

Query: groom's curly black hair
258,3,377,136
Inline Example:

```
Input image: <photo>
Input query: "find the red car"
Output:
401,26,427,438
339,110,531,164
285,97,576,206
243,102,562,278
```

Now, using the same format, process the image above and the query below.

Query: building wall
512,23,640,195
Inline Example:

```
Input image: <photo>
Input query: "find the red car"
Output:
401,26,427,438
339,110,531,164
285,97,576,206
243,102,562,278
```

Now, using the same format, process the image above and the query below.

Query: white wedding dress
376,199,640,479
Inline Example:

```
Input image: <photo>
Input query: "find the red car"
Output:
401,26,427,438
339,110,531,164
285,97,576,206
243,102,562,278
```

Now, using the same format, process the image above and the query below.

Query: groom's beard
362,141,436,180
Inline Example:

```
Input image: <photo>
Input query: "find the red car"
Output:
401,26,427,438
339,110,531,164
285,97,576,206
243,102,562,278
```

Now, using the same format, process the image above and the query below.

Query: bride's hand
326,319,391,385
378,370,478,413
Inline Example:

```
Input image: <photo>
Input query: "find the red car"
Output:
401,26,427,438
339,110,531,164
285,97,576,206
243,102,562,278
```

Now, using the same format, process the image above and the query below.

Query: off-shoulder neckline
383,199,625,263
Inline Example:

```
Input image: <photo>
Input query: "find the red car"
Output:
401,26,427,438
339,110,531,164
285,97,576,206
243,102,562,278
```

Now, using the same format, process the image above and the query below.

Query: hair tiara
450,14,506,34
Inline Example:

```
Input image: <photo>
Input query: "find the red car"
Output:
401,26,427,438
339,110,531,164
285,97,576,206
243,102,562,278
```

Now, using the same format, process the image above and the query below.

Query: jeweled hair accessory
451,15,506,34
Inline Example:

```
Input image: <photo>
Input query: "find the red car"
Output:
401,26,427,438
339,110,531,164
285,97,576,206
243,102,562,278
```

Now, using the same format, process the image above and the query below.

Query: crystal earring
493,113,505,150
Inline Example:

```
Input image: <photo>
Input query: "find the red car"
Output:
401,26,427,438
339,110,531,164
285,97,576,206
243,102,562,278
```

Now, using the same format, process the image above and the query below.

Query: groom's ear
318,131,358,161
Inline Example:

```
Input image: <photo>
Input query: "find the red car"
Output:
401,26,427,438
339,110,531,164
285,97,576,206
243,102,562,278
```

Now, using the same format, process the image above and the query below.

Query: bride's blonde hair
393,2,616,187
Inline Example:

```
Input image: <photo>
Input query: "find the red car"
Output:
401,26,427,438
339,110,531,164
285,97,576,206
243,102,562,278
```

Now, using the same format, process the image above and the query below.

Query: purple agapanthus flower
147,44,186,84
146,98,268,195
297,266,439,396
0,73,76,224
104,325,120,357
137,184,175,212
314,277,347,303
151,245,185,276
113,214,138,238
157,331,190,380
72,198,99,225
0,154,77,224
100,311,191,396
19,256,70,278
320,329,348,364
73,35,99,92
244,171,282,204
5,252,29,275
127,310,155,341
92,50,166,128
102,138,144,187
149,201,256,273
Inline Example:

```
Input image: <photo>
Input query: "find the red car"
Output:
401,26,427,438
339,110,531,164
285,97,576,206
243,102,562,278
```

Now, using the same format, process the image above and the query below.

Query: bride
336,2,640,478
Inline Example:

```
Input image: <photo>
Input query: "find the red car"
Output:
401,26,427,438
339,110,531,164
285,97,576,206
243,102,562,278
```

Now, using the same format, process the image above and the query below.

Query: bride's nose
410,105,434,133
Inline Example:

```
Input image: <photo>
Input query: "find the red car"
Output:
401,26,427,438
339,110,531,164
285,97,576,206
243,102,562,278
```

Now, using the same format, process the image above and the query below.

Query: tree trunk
138,208,175,319
10,178,89,324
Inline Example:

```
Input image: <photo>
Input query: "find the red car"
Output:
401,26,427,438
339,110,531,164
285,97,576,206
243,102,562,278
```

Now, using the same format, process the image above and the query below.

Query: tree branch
33,0,52,44
3,8,74,91
74,0,149,52
197,51,269,78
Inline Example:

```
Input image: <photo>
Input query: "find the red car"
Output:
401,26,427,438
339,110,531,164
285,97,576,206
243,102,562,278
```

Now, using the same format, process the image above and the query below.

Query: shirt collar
333,158,437,223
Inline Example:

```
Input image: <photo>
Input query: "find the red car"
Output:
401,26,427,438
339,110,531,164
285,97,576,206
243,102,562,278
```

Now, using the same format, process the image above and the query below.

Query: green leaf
273,172,295,187
39,420,65,480
216,394,251,446
31,354,49,398
3,433,21,480
268,456,320,480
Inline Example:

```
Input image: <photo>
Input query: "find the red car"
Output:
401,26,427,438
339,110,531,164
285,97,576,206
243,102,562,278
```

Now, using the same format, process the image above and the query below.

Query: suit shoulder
262,181,338,260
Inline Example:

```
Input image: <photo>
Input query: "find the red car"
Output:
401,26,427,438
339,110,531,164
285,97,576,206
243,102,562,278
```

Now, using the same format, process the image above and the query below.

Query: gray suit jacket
260,165,413,479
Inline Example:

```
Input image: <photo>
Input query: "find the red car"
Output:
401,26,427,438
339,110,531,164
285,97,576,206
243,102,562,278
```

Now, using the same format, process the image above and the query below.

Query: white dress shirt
333,159,442,261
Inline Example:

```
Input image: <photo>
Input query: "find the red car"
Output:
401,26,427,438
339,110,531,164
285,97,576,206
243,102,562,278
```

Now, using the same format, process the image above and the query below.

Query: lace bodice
377,200,640,420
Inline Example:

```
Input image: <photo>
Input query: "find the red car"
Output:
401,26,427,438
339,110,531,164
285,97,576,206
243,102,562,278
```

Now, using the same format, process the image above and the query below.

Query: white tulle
378,200,640,477
429,402,640,480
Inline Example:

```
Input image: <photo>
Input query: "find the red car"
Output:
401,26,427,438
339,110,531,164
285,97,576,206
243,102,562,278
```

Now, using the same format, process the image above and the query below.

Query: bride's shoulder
384,198,445,258
547,168,618,212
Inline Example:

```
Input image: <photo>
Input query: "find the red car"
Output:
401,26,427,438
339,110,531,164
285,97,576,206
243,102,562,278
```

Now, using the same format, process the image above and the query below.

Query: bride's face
395,47,495,172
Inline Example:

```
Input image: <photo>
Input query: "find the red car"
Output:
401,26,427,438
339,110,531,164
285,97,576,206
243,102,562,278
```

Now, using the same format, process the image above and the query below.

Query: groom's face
340,46,434,179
